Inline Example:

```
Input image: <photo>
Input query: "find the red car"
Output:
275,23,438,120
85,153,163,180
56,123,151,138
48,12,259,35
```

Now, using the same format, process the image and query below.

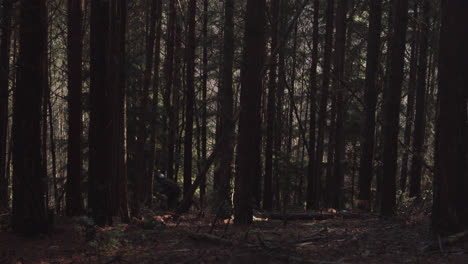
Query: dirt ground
1,211,467,264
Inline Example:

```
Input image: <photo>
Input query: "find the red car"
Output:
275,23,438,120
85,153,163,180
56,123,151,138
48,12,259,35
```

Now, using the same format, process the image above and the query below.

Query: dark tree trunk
147,0,163,208
432,0,468,234
400,1,418,193
12,0,49,234
114,0,129,222
0,0,12,211
314,0,334,208
183,0,196,199
163,0,176,180
264,0,280,212
89,0,126,225
214,0,234,217
234,0,266,225
306,0,319,211
89,0,112,225
200,0,208,209
331,0,348,210
136,0,158,209
381,0,408,216
357,0,382,208
66,0,85,216
409,0,430,198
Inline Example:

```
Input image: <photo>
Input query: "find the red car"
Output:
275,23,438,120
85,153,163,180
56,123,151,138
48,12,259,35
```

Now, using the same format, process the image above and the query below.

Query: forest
0,0,467,263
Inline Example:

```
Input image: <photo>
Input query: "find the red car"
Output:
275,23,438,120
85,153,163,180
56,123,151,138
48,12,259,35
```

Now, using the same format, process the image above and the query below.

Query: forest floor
1,209,467,264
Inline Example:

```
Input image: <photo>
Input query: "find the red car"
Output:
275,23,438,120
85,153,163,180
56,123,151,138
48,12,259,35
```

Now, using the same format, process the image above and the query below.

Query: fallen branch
267,211,359,221
187,232,234,246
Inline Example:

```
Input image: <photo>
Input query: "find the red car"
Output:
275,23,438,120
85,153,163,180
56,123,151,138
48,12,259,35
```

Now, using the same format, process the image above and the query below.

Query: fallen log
187,232,234,246
266,211,359,221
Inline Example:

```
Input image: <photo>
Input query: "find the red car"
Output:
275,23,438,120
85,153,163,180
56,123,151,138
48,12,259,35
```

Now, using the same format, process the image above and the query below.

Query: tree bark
0,0,12,211
264,0,280,212
432,0,468,234
213,0,235,217
400,1,418,193
357,0,382,207
12,0,49,234
409,0,430,198
163,0,176,180
331,0,348,210
306,0,319,211
183,0,196,200
381,0,408,216
66,0,85,216
314,0,334,209
234,0,266,225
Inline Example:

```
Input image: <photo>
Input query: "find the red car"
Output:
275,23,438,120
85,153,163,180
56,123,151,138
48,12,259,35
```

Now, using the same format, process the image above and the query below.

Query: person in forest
154,172,181,210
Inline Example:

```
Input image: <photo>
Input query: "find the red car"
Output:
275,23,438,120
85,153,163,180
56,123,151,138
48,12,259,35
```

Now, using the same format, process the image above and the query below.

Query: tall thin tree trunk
0,0,12,211
164,0,176,180
264,0,280,211
200,0,208,210
381,0,408,216
214,0,234,217
400,1,418,193
331,0,348,210
183,0,197,199
136,0,158,208
314,0,334,208
357,0,382,209
66,0,84,216
409,0,430,198
147,0,163,208
306,0,319,210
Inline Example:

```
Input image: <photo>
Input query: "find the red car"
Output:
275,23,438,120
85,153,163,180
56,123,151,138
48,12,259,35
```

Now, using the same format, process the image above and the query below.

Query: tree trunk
214,0,235,217
163,0,176,180
66,0,85,216
136,0,158,209
331,0,348,210
314,0,334,209
306,0,319,211
357,0,382,208
183,0,196,200
89,0,126,225
12,0,49,234
200,0,208,210
0,0,12,211
264,0,280,212
234,0,266,225
400,1,418,193
381,0,408,216
409,0,430,198
147,0,163,208
432,0,468,234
